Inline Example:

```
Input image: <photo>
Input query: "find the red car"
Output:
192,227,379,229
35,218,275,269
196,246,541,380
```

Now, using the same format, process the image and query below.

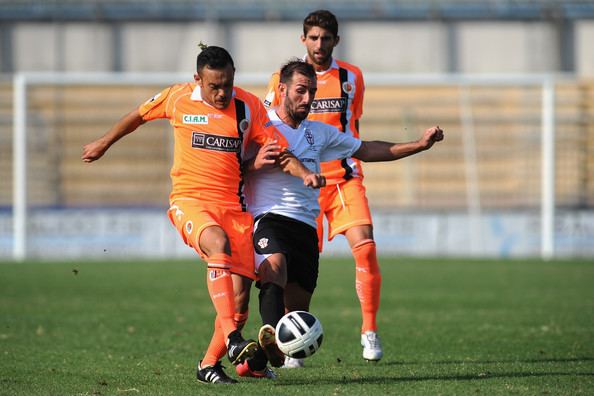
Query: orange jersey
139,83,283,209
264,58,365,185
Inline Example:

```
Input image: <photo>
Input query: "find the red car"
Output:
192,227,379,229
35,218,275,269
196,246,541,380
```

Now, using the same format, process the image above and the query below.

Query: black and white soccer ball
275,311,323,359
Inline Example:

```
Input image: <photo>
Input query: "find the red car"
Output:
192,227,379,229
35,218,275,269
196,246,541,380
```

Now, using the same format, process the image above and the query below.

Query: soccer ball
275,311,323,359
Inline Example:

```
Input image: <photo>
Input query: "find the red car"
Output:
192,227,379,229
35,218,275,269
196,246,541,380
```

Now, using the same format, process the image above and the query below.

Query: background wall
0,1,593,75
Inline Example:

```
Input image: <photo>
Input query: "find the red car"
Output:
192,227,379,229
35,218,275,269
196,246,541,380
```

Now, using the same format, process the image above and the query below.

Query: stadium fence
2,72,594,260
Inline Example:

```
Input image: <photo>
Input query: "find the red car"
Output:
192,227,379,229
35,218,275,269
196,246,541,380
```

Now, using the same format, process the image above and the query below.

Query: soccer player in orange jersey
82,46,316,384
263,10,385,364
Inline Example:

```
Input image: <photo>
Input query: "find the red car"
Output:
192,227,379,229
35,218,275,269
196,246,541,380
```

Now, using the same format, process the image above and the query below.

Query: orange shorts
168,199,256,280
316,177,373,252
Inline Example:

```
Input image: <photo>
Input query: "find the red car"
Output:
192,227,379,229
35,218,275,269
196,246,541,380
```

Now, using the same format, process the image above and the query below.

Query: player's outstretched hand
419,126,444,150
82,139,109,163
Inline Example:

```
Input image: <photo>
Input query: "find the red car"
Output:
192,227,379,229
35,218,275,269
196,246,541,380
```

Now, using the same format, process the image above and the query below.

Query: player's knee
200,225,231,255
258,255,287,287
346,225,374,247
352,239,380,273
352,239,375,254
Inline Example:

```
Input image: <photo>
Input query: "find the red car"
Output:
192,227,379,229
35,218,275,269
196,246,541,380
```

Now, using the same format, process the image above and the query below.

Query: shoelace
366,334,381,349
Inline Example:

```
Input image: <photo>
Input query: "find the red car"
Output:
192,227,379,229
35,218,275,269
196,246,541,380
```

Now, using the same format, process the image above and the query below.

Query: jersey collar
190,85,236,105
302,54,338,75
267,107,308,130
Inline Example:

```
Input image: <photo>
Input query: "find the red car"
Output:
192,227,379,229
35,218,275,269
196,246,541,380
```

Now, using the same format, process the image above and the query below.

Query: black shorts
253,213,319,293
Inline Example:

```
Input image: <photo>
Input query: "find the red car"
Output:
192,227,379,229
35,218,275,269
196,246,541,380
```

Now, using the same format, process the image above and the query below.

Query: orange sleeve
138,86,172,121
263,72,281,108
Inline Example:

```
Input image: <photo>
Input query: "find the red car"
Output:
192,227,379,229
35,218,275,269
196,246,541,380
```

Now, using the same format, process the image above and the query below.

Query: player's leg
281,221,319,369
284,282,313,311
203,256,236,339
257,254,288,326
324,180,383,361
197,316,237,384
344,225,381,334
253,214,294,331
232,277,278,379
200,258,256,381
169,203,256,383
236,252,287,375
345,226,383,361
200,226,256,364
252,214,293,368
282,279,315,369
216,210,263,366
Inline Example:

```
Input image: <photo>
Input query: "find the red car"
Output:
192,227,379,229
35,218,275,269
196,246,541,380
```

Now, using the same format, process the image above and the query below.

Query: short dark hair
303,9,338,37
279,59,316,85
196,45,235,73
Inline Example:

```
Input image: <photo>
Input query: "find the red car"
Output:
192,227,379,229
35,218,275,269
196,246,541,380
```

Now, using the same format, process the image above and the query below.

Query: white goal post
11,72,558,261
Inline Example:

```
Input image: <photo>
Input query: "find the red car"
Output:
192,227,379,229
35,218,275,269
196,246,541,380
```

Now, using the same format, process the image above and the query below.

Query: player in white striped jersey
236,60,443,375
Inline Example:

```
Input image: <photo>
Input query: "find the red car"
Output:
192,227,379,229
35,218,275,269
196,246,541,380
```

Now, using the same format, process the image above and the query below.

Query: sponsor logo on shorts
192,132,241,152
257,238,269,249
183,114,209,124
310,97,346,114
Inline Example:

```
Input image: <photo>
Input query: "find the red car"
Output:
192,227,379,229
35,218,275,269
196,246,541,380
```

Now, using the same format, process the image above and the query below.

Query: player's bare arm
354,126,444,163
244,140,283,172
243,142,324,188
82,110,146,163
278,150,326,188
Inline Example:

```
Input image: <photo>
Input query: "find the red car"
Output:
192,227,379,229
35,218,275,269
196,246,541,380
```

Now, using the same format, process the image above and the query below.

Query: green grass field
1,257,593,395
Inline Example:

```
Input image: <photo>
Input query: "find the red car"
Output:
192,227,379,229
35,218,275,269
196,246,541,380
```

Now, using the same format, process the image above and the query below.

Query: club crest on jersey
192,132,241,152
183,114,209,124
257,238,269,249
342,81,354,95
304,128,315,146
239,119,250,133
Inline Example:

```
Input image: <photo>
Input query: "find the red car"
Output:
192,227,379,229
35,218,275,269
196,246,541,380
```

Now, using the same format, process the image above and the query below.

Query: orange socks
206,253,236,339
352,239,382,333
202,311,250,367
202,253,253,367
202,317,226,367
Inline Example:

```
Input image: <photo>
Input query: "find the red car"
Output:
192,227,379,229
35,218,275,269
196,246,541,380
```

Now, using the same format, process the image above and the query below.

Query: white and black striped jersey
244,109,362,228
